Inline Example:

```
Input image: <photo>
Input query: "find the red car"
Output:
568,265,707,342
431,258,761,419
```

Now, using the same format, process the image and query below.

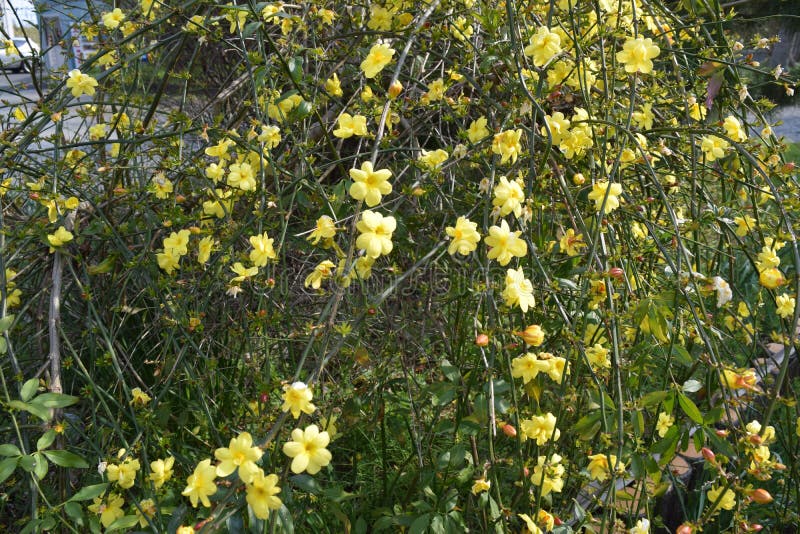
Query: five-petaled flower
361,42,395,78
349,161,392,207
65,69,98,98
283,424,332,474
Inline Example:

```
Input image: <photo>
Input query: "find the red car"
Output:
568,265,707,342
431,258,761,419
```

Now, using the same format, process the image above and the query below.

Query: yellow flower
511,353,551,384
721,368,759,391
333,113,368,138
151,172,173,199
227,162,257,191
349,161,393,207
157,249,181,274
502,267,535,313
176,527,195,534
423,78,446,102
493,175,526,218
723,115,747,142
559,229,587,257
89,123,107,140
88,493,125,528
249,232,277,267
520,413,560,445
539,353,567,383
471,478,491,495
281,381,316,418
491,129,523,164
701,135,729,162
531,454,565,496
586,453,624,481
360,42,395,78
586,343,610,369
617,36,660,74
520,324,545,346
149,457,175,489
632,103,655,130
102,8,126,29
356,210,396,258
485,220,527,266
47,227,74,249
542,112,571,145
258,125,281,148
776,294,795,319
305,260,336,289
445,216,481,256
282,425,332,474
308,216,337,245
519,513,543,534
205,138,235,162
707,485,736,511
418,148,449,169
215,431,263,483
324,73,343,97
524,26,562,67
733,215,756,236
130,387,152,406
466,116,490,144
629,518,650,534
65,69,98,98
588,181,623,213
247,470,282,519
197,236,214,265
163,230,190,256
182,459,217,508
656,412,674,438
759,267,785,289
106,457,141,489
367,5,393,31
135,498,156,528
230,262,259,283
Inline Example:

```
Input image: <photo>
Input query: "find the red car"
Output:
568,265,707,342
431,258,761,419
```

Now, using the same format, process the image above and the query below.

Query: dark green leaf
0,456,19,484
37,430,56,451
0,444,21,457
409,513,430,534
107,515,140,531
639,390,670,408
33,452,48,480
43,449,89,468
290,474,322,494
9,399,51,422
20,378,38,402
63,501,84,525
678,393,703,424
671,345,694,366
276,504,294,534
30,393,80,409
69,483,109,502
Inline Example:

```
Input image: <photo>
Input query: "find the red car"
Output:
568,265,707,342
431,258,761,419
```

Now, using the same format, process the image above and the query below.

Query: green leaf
37,430,56,451
639,390,670,408
441,360,460,382
287,57,303,83
33,452,48,480
0,444,21,457
69,483,109,502
19,454,35,473
107,516,140,531
409,513,431,534
573,412,601,440
63,501,84,525
0,314,14,333
290,473,322,494
30,393,80,409
0,456,19,484
671,345,694,366
275,504,294,534
20,378,39,402
9,399,51,422
43,449,89,468
678,393,704,424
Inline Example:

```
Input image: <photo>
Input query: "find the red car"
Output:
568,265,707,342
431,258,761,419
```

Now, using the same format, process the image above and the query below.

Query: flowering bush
1,0,799,532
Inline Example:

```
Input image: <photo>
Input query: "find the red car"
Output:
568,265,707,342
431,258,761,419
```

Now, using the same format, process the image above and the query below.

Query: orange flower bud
750,488,773,504
502,424,517,438
572,173,585,185
475,333,489,347
676,524,694,534
520,324,545,346
609,267,625,279
701,447,716,464
388,80,403,99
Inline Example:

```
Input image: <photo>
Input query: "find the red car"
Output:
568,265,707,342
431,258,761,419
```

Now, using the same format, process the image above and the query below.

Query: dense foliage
1,0,800,532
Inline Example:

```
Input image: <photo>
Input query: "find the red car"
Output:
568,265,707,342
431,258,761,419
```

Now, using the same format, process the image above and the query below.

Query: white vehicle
0,37,40,73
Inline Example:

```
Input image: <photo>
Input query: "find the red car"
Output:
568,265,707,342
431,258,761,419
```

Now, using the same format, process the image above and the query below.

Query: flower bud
572,173,585,185
502,424,517,437
520,325,545,347
759,267,785,289
676,524,694,534
388,80,403,99
609,267,624,279
750,488,773,504
701,447,716,464
475,333,489,347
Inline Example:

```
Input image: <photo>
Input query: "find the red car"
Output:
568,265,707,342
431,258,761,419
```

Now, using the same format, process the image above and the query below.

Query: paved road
0,70,41,102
